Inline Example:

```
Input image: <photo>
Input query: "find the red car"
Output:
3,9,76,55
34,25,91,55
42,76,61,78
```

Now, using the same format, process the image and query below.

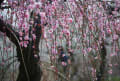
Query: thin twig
46,68,69,81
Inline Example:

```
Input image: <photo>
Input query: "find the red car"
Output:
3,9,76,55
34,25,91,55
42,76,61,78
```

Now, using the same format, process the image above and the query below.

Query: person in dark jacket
57,46,69,65
57,46,71,76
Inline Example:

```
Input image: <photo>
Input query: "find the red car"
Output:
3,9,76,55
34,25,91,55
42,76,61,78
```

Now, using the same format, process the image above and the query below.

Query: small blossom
30,0,35,5
82,49,87,56
23,41,29,47
112,11,117,15
52,49,57,54
24,44,27,48
19,31,23,36
109,64,112,67
114,63,118,66
52,5,56,10
67,41,71,46
34,54,38,58
51,65,55,68
87,47,92,52
24,11,30,18
48,29,53,34
24,35,29,40
67,18,73,23
20,37,22,40
52,26,57,30
110,53,117,57
35,2,42,8
107,28,112,34
32,34,36,40
32,45,35,48
51,56,56,60
28,4,35,10
91,68,96,77
62,54,65,57
95,56,98,59
113,34,118,41
29,20,34,24
108,69,112,74
20,41,23,46
40,12,46,17
61,62,67,66
62,29,70,36
43,32,47,38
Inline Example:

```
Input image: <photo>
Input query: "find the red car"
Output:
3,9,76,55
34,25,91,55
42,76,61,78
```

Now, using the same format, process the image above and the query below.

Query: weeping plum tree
0,18,43,81
0,0,120,81
0,0,43,81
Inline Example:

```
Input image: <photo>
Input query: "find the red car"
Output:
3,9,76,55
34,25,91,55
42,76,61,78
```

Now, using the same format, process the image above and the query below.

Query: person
57,46,70,65
67,48,74,63
57,46,71,76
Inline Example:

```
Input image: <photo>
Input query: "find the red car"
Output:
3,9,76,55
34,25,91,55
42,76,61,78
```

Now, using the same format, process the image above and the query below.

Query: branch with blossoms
0,0,43,81
0,0,120,81
0,19,19,46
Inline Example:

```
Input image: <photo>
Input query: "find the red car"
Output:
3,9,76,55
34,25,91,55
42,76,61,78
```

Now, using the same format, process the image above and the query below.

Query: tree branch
0,18,31,81
0,19,19,46
0,6,11,9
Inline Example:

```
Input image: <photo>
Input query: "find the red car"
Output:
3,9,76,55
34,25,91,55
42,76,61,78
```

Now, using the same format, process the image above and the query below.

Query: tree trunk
0,18,42,81
96,42,107,81
16,46,42,81
16,13,42,81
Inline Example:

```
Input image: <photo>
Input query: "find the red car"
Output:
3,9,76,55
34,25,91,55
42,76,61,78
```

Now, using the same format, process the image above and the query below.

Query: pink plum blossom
61,62,67,66
108,69,112,74
40,12,46,17
24,35,29,40
113,34,118,41
32,34,36,40
67,18,73,23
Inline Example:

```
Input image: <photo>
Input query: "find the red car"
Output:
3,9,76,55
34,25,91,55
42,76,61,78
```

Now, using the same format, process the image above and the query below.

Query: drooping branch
0,19,19,46
0,18,32,81
33,15,42,54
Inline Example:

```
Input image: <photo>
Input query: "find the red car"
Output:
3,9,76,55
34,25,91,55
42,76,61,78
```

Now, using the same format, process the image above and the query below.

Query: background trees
0,0,120,81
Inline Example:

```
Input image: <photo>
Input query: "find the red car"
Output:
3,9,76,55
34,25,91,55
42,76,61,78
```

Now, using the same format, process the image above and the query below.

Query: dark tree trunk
16,47,42,81
0,17,42,81
16,19,42,81
96,42,107,81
